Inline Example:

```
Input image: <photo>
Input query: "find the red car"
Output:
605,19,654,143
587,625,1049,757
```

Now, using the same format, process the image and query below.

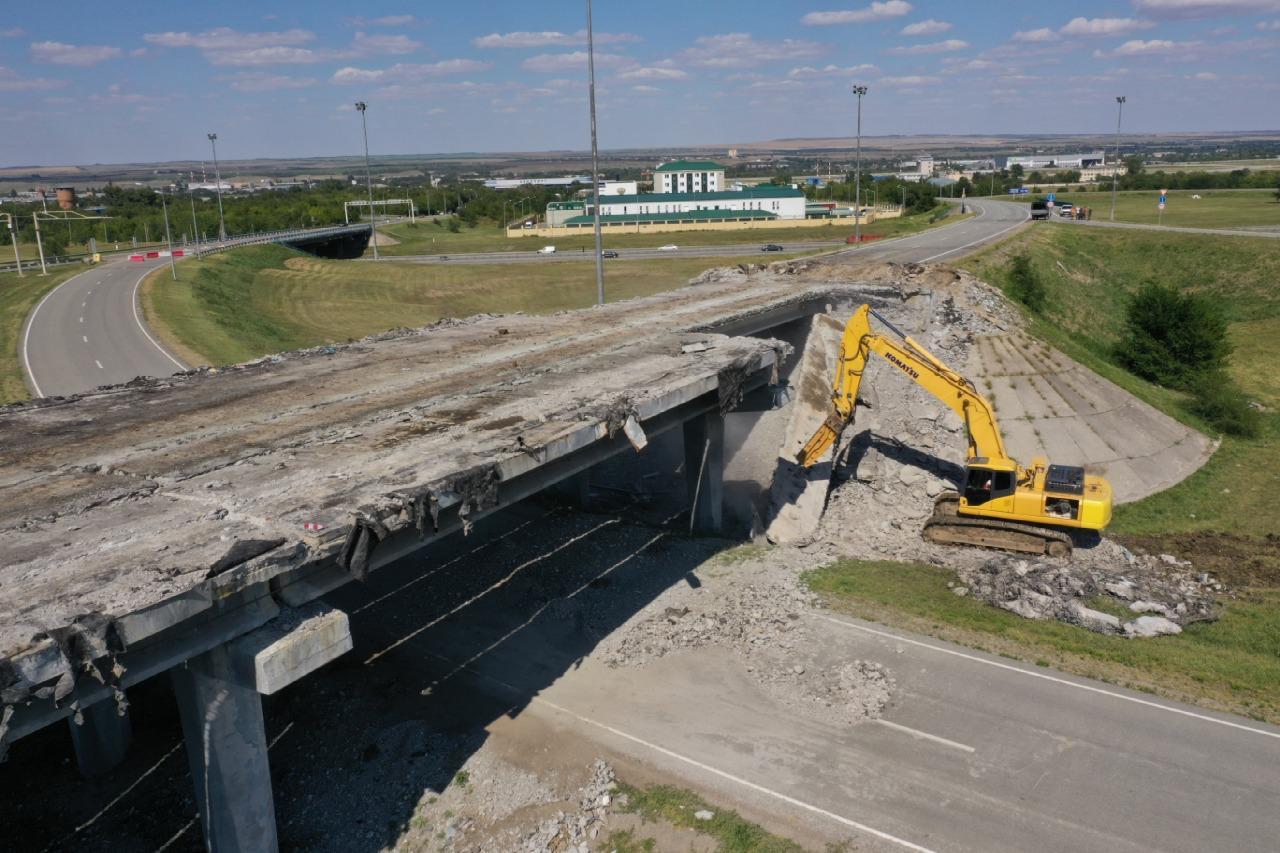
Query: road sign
1008,187,1029,195
1159,201,1166,210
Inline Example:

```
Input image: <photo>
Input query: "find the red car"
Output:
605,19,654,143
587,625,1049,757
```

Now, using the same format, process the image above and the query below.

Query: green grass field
142,243,812,367
371,206,961,257
804,225,1280,724
1033,188,1280,229
0,266,80,404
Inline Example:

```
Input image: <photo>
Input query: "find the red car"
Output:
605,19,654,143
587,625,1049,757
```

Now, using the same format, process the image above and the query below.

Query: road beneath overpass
19,201,1026,399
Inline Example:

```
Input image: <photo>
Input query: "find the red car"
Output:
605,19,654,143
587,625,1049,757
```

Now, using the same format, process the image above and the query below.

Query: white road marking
21,268,98,398
130,269,187,371
82,336,88,343
873,719,976,753
817,614,1280,741
94,360,103,369
917,208,1028,263
79,316,84,323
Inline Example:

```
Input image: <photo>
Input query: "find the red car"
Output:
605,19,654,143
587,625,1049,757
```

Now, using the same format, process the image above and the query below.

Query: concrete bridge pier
171,602,353,852
67,695,131,777
684,411,725,533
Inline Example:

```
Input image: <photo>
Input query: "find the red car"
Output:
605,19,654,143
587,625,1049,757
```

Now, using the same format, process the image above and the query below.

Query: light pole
207,133,227,242
158,190,177,281
355,101,380,260
188,184,201,258
852,84,867,245
1110,95,1126,222
1,214,21,276
586,0,605,305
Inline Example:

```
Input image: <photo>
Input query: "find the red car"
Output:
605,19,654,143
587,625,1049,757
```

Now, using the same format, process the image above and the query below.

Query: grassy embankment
0,266,81,404
1029,188,1280,229
806,225,1280,723
141,244,813,367
371,205,962,257
607,782,806,853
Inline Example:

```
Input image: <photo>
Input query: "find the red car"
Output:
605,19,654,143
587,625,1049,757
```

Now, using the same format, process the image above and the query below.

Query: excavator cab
961,461,1016,508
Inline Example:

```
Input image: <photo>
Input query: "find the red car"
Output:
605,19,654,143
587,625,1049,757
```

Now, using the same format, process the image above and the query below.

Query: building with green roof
655,160,726,194
545,185,806,228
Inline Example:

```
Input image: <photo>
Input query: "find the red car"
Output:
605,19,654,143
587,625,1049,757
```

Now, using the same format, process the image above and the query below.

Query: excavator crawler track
923,493,1073,558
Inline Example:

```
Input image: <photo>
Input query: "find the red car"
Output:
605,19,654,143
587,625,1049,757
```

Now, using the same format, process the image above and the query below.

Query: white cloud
683,33,825,67
369,15,415,26
472,30,640,48
1258,19,1280,28
1111,38,1186,54
0,27,26,38
521,51,630,72
617,66,688,80
1190,70,1220,78
803,1,912,26
143,27,315,50
1059,17,1155,36
1012,28,1060,44
943,58,999,71
330,59,491,84
209,47,330,66
631,84,662,93
787,63,878,77
879,74,941,86
30,41,123,66
351,32,421,54
901,19,952,36
129,47,147,57
221,72,317,92
886,38,969,54
0,65,68,91
1133,0,1280,18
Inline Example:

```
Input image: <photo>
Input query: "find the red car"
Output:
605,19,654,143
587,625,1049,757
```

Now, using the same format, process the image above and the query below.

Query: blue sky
2,0,1279,166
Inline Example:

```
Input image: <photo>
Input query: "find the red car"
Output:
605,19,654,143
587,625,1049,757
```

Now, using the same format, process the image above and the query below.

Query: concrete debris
513,759,617,853
694,809,715,821
1125,615,1183,638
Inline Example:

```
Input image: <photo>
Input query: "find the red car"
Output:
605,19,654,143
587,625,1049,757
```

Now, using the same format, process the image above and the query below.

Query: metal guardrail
0,223,372,273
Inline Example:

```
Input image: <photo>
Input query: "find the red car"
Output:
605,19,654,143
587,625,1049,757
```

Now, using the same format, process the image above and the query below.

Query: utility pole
355,101,380,260
586,0,605,305
159,190,177,281
207,133,227,242
188,185,201,258
852,84,868,245
1111,95,1126,222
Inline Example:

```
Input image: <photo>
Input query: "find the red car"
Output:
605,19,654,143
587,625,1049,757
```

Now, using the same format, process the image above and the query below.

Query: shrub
446,217,461,233
1115,282,1231,389
1007,254,1047,313
1185,371,1262,437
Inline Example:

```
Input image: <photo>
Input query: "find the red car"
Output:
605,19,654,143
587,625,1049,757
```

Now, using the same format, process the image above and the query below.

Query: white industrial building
483,175,591,190
545,185,806,228
655,160,725,193
1005,151,1106,170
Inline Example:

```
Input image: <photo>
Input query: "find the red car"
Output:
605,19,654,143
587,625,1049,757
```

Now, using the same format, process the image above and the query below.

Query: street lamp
355,101,379,260
157,189,177,281
1,214,21,276
207,133,227,242
1110,95,1126,222
586,0,605,305
851,84,868,245
188,183,202,258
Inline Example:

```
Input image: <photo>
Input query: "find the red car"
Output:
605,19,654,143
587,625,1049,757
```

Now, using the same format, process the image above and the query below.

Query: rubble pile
513,760,619,853
756,659,896,726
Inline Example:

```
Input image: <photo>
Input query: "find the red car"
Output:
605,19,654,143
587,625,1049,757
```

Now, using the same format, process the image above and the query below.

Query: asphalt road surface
21,255,187,398
20,200,1027,398
385,240,849,264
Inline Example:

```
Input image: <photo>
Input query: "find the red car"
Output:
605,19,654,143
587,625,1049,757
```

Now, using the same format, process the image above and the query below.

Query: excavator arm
796,304,1008,467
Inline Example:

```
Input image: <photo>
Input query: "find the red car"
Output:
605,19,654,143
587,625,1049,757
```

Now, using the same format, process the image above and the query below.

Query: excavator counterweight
797,304,1112,557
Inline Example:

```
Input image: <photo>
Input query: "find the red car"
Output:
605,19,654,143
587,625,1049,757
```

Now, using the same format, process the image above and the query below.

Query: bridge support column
68,695,131,777
172,603,352,852
684,411,724,533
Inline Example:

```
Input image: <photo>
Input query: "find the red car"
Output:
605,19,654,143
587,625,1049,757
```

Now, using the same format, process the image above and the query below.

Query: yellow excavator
797,304,1112,557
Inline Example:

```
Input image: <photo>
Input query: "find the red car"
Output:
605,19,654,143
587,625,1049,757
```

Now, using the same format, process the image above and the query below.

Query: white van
538,245,557,254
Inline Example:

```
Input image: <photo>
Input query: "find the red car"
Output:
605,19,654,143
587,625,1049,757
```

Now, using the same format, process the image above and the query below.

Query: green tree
1115,282,1231,389
1274,180,1280,202
1124,155,1145,176
1009,164,1025,181
1007,254,1046,313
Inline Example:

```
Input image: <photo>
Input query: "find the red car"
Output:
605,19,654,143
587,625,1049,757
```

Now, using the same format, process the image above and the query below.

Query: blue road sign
1008,187,1029,194
1046,193,1056,202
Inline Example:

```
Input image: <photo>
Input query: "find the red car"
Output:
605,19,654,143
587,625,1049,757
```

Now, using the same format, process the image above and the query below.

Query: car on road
601,250,619,259
760,244,784,252
658,244,679,251
538,245,556,254
1057,203,1074,217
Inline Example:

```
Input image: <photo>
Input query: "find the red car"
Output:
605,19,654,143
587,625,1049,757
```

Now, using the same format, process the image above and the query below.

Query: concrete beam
684,411,725,533
67,694,131,777
227,602,352,696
